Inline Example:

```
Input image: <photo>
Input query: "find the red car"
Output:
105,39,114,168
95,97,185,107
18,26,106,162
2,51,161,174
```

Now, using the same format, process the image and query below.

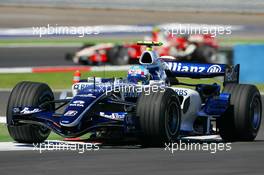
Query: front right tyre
136,88,181,146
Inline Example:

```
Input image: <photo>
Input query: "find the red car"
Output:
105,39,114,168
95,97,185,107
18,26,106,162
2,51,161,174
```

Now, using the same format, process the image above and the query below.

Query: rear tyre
7,81,54,143
218,84,262,141
107,46,129,65
78,56,90,65
192,45,217,63
136,88,181,146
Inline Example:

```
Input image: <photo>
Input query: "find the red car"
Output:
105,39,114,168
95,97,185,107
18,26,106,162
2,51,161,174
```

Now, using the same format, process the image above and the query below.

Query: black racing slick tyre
7,81,55,143
107,46,129,65
136,88,181,146
192,45,217,63
218,84,262,141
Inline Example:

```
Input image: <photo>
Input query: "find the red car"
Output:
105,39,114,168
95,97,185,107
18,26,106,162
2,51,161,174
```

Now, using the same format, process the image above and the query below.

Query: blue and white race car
7,41,262,146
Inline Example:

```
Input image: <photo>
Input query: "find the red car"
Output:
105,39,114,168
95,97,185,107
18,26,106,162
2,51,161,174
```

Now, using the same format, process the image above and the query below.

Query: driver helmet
127,65,151,85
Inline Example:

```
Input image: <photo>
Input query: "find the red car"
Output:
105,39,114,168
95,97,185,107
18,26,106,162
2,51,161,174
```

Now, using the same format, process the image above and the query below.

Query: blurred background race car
65,29,218,65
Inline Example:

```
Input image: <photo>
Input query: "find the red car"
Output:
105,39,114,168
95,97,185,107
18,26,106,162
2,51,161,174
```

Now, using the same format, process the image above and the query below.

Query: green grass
0,71,263,91
0,71,127,90
0,124,11,142
0,124,63,142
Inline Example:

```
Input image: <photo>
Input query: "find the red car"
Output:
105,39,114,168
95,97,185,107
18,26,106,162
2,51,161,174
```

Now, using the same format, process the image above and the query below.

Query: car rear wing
164,61,239,84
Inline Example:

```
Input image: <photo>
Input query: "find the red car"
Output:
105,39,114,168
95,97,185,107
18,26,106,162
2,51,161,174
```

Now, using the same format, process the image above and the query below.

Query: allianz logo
207,65,222,73
166,62,222,73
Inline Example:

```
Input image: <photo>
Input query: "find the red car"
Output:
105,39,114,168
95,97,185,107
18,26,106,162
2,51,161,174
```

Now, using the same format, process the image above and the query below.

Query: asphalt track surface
1,0,264,13
0,92,264,174
1,6,264,28
0,47,79,67
0,142,264,175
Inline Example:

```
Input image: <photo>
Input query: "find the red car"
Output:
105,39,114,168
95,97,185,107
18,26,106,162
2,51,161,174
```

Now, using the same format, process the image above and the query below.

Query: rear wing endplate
223,64,240,85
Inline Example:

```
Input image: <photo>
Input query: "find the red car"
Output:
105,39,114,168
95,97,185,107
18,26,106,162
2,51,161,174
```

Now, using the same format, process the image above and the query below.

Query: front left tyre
7,81,54,143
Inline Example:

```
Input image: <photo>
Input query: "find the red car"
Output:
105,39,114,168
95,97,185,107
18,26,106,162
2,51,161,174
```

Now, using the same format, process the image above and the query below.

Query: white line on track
0,140,101,152
0,43,83,48
0,67,32,73
0,65,131,73
182,135,222,140
0,44,82,48
0,142,34,151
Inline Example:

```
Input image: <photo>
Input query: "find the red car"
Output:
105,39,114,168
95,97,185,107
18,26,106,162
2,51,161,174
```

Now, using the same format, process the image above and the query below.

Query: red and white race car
65,31,218,65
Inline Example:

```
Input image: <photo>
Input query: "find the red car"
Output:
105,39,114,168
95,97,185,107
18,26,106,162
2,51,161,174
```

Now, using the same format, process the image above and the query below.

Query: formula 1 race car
7,41,262,146
65,42,134,65
65,31,218,65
